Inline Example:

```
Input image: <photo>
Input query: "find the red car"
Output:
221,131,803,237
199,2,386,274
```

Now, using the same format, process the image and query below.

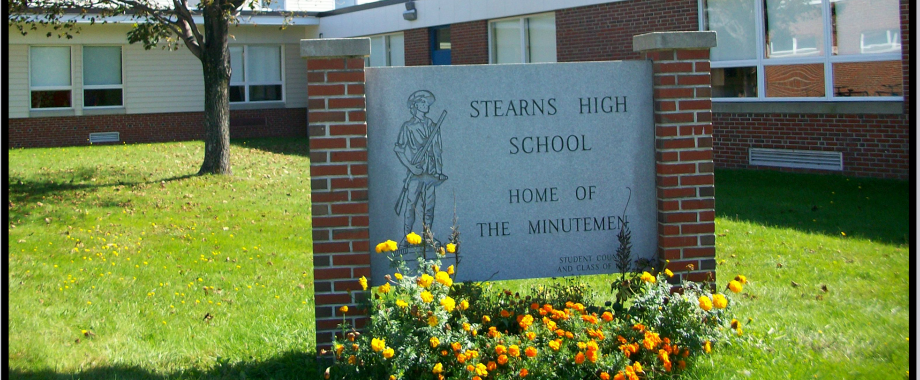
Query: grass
8,139,317,379
7,140,911,379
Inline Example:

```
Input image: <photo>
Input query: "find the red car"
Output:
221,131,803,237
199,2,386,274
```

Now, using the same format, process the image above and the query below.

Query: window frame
487,13,557,64
82,45,125,109
229,44,286,104
364,32,406,67
700,0,903,102
29,45,74,110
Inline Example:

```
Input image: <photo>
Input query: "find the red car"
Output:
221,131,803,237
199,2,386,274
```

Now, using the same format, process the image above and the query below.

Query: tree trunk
198,3,232,175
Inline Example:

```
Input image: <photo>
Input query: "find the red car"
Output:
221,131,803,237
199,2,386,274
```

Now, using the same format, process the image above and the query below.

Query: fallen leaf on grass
776,263,784,268
821,284,828,292
791,281,800,287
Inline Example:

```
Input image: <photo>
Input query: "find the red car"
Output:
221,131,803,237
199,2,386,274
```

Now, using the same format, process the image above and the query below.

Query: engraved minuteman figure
394,90,449,239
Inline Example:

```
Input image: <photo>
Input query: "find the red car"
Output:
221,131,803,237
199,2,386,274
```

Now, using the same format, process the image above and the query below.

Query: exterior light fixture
403,1,417,20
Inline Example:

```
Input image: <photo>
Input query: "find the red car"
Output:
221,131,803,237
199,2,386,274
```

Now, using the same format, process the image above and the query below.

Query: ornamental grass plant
327,224,750,380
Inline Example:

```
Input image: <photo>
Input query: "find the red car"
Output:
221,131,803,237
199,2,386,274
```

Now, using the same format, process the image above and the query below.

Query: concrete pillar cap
633,31,717,52
301,38,371,58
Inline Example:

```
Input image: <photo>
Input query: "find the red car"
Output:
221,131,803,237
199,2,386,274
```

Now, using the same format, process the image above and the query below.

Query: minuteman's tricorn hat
407,90,435,108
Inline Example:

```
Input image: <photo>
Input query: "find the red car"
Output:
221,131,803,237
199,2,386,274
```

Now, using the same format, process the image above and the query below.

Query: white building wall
8,24,316,118
8,45,30,118
315,0,624,38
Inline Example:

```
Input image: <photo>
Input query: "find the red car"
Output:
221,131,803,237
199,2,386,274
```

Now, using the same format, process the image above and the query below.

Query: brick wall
900,0,910,114
7,108,306,148
641,46,717,286
556,0,699,62
404,27,430,66
451,20,489,65
304,55,371,349
713,113,910,180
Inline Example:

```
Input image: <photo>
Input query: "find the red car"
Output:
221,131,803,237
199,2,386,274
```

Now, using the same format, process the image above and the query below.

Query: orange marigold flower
565,331,574,339
500,309,513,318
497,354,509,365
519,368,529,378
495,345,507,356
632,323,645,331
509,345,521,357
452,342,462,352
613,373,625,380
525,346,538,358
600,372,610,380
487,361,497,371
519,314,534,330
601,311,614,322
574,352,585,364
581,314,598,324
586,350,599,363
678,360,686,370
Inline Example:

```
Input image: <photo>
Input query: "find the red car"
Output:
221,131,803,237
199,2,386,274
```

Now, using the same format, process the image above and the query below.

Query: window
30,46,72,109
489,13,556,64
230,45,284,103
366,33,405,67
83,46,124,107
702,0,902,100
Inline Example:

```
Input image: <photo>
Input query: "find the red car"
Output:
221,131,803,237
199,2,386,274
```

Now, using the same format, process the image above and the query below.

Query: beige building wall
8,23,316,118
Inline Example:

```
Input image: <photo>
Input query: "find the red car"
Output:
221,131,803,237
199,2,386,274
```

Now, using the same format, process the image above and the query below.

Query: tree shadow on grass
714,169,910,245
230,138,311,158
8,350,323,380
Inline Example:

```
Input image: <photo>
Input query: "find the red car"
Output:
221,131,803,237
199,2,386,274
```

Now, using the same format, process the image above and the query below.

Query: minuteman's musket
410,110,448,165
394,110,449,216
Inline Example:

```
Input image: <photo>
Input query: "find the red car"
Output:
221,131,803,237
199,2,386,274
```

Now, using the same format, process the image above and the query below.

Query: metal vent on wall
749,148,843,171
89,132,120,144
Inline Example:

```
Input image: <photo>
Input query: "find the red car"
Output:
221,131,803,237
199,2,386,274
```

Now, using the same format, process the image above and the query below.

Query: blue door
431,26,451,65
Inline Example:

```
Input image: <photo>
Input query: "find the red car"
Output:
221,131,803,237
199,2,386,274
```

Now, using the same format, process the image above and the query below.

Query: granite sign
366,61,655,284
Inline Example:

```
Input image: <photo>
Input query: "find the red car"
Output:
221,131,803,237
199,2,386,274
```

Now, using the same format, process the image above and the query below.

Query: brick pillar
301,38,372,350
634,32,718,286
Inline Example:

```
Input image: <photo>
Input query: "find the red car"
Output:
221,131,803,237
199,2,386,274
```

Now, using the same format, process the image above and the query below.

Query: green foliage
327,231,745,380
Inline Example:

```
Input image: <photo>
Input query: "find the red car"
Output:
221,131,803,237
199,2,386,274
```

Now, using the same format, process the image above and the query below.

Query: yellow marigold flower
640,271,656,283
428,315,438,327
586,340,599,352
418,274,434,288
509,345,521,357
519,314,534,330
447,265,455,275
633,362,643,373
382,347,395,359
482,315,491,324
526,332,536,341
441,296,456,312
396,299,408,308
452,341,462,352
348,355,356,364
406,232,422,245
432,363,443,374
475,362,488,376
446,243,456,253
394,272,403,280
698,295,713,311
525,346,538,358
728,280,743,293
519,368,529,377
430,336,440,348
339,305,349,314
731,318,740,330
379,282,391,294
359,276,368,290
548,339,561,351
335,344,344,357
435,271,453,287
375,242,385,253
371,338,386,352
420,291,434,303
389,376,395,380
712,293,728,309
665,269,674,278
459,300,470,311
735,274,747,284
463,323,471,331
385,240,398,252
703,341,712,354
575,352,586,364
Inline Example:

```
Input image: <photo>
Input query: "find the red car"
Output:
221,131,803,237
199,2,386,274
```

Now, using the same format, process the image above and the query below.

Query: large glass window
366,33,405,67
83,46,124,107
702,0,902,100
490,13,557,64
30,46,72,109
229,45,284,103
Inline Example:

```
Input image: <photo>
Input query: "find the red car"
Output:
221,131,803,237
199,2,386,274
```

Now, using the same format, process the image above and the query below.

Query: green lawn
7,140,911,379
